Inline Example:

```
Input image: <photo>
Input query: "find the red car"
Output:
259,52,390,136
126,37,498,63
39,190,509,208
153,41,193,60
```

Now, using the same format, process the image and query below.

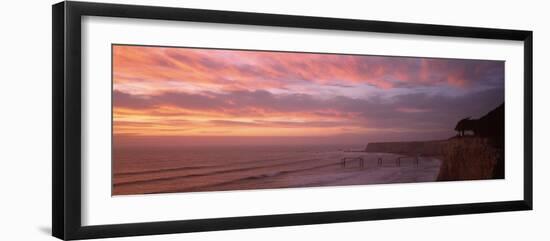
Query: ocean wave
113,157,331,186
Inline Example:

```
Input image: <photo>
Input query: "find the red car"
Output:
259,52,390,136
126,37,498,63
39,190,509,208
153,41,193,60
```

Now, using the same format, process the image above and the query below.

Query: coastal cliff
365,103,504,181
436,137,502,180
365,137,502,181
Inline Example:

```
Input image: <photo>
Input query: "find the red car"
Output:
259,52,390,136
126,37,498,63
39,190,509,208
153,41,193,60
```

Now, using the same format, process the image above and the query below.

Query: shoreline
365,137,503,181
112,150,442,195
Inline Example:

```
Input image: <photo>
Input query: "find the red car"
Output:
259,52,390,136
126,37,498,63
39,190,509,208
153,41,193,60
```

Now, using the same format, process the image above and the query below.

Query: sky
112,45,504,146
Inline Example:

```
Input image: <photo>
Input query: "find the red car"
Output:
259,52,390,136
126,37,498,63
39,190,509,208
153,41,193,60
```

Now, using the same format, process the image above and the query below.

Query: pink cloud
113,45,504,96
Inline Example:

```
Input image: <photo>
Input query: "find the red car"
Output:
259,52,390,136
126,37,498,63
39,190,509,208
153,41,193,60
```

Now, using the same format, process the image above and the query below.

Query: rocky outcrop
365,103,505,181
454,103,504,143
437,137,502,180
365,137,502,181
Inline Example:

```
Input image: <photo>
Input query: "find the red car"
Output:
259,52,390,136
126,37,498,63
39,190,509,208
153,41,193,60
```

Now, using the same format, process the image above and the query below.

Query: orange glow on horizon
112,45,504,143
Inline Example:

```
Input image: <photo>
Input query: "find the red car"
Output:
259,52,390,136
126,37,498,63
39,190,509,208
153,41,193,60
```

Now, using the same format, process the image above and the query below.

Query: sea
112,145,441,195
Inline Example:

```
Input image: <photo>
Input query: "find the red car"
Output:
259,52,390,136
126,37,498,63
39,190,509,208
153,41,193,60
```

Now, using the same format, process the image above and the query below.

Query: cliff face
364,140,446,156
437,137,501,181
365,137,502,181
365,103,504,181
475,103,504,145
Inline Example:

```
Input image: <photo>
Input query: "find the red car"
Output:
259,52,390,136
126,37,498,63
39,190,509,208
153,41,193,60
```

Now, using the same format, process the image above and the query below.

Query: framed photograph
52,1,533,240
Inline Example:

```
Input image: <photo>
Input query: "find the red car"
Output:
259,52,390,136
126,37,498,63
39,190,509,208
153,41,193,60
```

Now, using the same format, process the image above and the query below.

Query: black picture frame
52,1,533,240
